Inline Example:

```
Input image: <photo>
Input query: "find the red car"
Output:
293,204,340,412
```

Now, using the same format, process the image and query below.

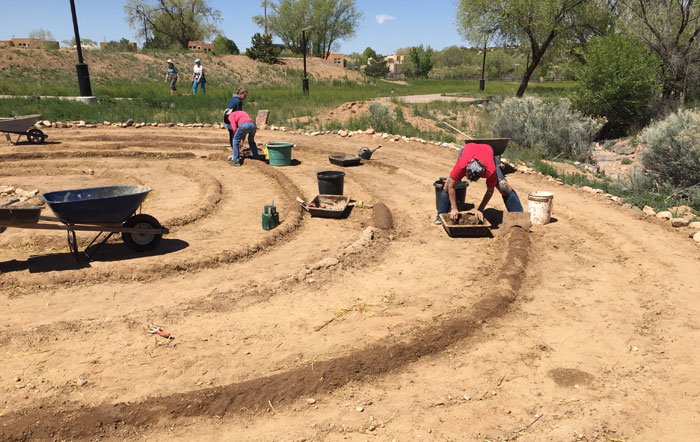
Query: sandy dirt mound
1,49,361,86
0,125,698,442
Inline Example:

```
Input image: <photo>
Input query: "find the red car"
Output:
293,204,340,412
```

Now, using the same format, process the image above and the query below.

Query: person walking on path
435,142,524,224
224,87,248,147
227,110,260,166
192,58,206,95
165,59,179,95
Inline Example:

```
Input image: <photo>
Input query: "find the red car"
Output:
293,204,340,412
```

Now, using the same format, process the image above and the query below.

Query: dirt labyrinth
1,127,699,441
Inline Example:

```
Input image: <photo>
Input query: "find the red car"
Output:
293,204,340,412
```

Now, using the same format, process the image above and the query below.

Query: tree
29,29,56,41
403,45,434,78
246,32,279,64
103,38,137,52
62,37,98,47
620,0,700,103
254,0,362,57
362,47,377,60
572,34,661,137
213,34,240,54
309,0,363,58
364,56,389,77
456,0,604,97
124,0,221,49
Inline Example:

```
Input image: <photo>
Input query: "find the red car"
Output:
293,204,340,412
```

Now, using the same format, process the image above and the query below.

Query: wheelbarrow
0,185,169,260
0,114,47,144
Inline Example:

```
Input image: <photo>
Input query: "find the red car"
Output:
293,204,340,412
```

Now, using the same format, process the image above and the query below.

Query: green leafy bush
572,34,661,138
213,35,239,55
639,109,700,204
491,97,604,161
364,57,389,77
368,103,393,132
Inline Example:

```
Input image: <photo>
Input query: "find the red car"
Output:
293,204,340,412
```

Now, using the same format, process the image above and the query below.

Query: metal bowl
464,138,510,156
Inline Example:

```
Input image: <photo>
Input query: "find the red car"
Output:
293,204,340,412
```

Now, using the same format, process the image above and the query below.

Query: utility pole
263,0,268,35
69,0,93,97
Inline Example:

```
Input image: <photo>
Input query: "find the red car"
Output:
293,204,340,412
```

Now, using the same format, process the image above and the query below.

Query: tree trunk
516,55,540,98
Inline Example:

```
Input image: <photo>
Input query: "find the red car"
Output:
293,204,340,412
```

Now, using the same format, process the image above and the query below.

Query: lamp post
479,37,487,92
301,26,312,93
69,0,92,97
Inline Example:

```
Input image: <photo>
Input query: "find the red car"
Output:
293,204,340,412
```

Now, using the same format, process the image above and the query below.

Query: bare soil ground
1,125,699,441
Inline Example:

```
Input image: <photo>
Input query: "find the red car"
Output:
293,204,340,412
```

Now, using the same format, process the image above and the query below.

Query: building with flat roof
8,38,59,50
325,52,344,67
187,41,213,52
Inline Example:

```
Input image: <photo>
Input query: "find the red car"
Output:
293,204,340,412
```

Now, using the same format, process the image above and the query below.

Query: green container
266,142,294,166
262,201,279,230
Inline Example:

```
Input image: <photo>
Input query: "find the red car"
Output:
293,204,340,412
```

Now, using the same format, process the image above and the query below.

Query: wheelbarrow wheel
122,214,163,252
26,129,46,144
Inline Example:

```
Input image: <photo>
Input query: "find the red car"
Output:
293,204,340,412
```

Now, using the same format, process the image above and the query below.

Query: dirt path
0,127,698,441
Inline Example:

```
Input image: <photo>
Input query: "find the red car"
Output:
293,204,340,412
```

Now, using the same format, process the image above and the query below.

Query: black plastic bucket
317,171,345,195
433,177,468,210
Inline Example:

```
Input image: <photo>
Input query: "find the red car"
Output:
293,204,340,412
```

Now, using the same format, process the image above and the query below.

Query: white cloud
376,14,396,25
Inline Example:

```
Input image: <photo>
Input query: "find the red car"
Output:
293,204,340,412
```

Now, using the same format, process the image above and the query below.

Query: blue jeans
232,121,260,161
193,78,205,95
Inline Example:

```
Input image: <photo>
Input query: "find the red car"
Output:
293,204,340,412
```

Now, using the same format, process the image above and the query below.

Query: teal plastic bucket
266,142,294,166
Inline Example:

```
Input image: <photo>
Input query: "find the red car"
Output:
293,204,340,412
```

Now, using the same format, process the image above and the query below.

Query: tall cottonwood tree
620,0,700,102
254,0,362,58
124,0,221,49
456,0,602,97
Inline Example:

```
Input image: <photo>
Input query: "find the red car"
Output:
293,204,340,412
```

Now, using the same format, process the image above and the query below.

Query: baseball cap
167,59,173,63
195,58,201,62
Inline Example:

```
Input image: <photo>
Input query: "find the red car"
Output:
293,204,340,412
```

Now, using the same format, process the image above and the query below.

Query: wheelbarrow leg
67,229,80,260
84,231,115,261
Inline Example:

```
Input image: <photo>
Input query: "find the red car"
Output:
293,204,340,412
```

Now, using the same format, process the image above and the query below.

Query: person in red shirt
227,110,260,166
436,142,523,224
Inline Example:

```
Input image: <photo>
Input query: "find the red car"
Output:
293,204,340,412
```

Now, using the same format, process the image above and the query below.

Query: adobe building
385,53,405,78
187,41,213,51
0,40,14,48
8,38,59,50
325,52,344,67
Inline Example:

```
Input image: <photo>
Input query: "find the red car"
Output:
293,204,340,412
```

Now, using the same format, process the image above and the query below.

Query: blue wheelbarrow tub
42,185,152,224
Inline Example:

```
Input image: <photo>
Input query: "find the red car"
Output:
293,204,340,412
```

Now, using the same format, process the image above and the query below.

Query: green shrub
246,33,278,64
639,109,700,206
621,158,632,165
491,97,604,162
368,103,393,132
572,34,661,138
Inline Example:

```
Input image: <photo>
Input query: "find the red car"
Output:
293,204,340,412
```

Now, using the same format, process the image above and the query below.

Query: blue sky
0,0,466,55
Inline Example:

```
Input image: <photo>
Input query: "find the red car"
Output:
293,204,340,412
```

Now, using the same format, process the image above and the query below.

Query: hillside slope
0,48,362,90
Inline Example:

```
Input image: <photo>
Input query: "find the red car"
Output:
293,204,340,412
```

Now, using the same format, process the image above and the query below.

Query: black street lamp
69,0,92,97
301,26,312,93
479,38,487,92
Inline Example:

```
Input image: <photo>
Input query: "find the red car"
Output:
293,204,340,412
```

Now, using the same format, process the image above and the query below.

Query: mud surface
444,212,483,225
1,125,699,441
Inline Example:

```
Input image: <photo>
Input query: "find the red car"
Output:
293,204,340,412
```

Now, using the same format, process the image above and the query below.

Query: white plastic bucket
528,191,554,225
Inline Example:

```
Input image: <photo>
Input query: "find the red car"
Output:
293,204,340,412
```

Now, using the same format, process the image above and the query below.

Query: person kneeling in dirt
227,110,260,167
435,142,523,224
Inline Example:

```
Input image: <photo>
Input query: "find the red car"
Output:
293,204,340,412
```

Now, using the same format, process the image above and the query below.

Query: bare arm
447,177,459,220
476,187,494,222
